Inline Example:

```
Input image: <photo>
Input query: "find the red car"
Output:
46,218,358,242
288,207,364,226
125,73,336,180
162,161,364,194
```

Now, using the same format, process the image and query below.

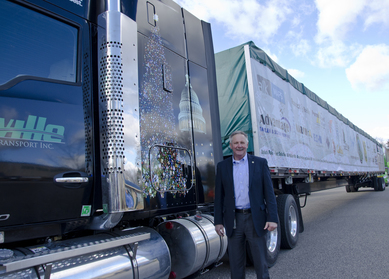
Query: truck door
0,1,92,242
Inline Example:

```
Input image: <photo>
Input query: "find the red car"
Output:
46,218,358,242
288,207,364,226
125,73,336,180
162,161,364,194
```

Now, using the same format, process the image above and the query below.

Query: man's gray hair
229,131,249,143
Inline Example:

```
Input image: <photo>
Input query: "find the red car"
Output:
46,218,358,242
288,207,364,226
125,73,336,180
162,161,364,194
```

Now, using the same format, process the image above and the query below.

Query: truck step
0,231,150,274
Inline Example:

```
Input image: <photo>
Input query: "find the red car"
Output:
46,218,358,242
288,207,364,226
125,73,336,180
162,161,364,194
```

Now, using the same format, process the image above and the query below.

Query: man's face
230,134,248,160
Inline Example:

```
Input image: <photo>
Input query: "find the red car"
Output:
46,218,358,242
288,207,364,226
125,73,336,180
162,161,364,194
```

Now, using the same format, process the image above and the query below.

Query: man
214,131,278,279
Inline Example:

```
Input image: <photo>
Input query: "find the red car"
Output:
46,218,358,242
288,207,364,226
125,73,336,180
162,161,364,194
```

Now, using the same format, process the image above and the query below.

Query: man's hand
215,224,225,237
264,222,277,231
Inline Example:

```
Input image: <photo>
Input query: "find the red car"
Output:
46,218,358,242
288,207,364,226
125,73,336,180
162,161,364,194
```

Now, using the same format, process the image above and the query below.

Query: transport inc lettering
0,139,54,149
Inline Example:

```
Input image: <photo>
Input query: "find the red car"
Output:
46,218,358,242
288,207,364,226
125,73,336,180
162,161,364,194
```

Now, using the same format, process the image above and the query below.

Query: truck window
0,1,78,85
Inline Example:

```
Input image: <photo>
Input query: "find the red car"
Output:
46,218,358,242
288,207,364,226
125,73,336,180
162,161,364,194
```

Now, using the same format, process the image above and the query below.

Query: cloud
314,0,389,43
315,41,362,68
314,0,365,43
291,39,311,57
288,69,305,79
176,0,292,43
364,0,389,29
367,124,389,141
345,44,389,92
298,2,316,16
314,0,389,68
313,0,364,68
291,16,301,28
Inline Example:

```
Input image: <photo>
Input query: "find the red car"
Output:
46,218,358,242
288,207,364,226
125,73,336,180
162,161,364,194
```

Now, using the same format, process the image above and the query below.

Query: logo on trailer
259,114,291,134
257,75,271,96
257,74,285,104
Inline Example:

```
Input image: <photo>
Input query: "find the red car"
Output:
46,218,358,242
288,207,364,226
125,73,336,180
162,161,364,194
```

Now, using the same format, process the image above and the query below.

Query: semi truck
0,0,386,278
0,0,225,278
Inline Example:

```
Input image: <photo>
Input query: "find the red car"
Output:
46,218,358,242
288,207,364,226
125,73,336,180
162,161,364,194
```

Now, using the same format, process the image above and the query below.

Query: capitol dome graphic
178,75,206,134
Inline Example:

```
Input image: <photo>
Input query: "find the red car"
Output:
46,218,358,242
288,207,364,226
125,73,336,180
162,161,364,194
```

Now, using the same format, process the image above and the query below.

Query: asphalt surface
191,186,389,279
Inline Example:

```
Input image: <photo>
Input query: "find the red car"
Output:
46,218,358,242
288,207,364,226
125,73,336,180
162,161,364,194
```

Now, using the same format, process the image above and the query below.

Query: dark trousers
227,212,269,279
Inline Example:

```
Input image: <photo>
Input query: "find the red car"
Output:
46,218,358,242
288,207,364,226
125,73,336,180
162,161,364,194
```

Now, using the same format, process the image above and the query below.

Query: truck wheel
277,194,299,249
373,177,379,191
246,224,280,268
350,185,358,192
347,180,358,192
266,222,281,267
378,177,386,191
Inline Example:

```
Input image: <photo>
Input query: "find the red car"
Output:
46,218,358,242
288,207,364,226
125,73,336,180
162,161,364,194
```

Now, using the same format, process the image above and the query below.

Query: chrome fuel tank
157,214,227,279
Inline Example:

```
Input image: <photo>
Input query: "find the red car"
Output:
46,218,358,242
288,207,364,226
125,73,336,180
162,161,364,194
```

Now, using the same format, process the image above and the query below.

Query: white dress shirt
233,154,250,209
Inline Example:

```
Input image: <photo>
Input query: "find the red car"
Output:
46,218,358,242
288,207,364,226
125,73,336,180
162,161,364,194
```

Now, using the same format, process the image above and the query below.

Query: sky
175,0,389,145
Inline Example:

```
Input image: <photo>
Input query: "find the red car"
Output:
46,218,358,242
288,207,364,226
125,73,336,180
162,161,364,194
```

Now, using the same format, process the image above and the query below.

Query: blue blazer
214,154,278,237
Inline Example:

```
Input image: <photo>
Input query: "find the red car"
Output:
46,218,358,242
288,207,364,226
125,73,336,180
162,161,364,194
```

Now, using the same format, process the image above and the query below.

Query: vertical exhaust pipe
107,0,120,12
90,0,141,230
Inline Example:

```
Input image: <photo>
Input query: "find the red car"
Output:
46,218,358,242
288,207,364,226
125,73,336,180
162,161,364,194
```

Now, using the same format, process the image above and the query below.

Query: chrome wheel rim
267,229,278,253
288,205,298,237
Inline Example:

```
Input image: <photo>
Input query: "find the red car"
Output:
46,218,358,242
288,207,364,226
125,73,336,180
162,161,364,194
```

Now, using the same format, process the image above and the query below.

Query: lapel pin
252,161,254,164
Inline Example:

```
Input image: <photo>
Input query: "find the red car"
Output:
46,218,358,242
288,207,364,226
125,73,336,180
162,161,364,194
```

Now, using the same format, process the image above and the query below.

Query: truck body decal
0,115,65,143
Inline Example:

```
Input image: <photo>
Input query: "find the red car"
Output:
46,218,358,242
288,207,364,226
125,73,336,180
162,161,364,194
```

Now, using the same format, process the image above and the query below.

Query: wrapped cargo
216,41,385,174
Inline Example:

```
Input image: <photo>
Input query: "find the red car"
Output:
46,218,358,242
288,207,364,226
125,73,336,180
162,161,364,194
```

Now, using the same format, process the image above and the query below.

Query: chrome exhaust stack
91,0,142,230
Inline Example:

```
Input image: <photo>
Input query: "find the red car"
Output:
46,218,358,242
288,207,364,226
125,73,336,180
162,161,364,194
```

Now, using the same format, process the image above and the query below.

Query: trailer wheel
378,177,386,191
373,177,380,191
346,180,358,192
266,222,281,267
347,182,358,192
277,194,299,249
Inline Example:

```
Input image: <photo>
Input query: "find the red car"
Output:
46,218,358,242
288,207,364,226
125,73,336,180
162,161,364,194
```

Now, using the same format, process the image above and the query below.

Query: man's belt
235,208,251,214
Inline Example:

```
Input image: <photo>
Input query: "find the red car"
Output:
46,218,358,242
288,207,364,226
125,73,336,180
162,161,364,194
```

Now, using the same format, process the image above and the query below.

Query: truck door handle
0,214,10,221
54,172,89,188
55,177,89,183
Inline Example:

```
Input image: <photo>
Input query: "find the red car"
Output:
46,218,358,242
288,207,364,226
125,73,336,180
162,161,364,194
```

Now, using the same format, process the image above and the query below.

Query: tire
378,177,386,191
373,176,380,191
246,222,281,268
346,182,358,192
350,185,358,192
266,222,281,267
277,194,299,249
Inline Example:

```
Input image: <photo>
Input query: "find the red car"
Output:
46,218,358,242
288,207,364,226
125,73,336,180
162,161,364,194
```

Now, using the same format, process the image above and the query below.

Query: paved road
192,186,389,279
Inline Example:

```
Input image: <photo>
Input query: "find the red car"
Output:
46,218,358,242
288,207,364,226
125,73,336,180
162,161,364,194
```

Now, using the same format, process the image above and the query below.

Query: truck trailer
215,41,386,264
0,0,225,278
